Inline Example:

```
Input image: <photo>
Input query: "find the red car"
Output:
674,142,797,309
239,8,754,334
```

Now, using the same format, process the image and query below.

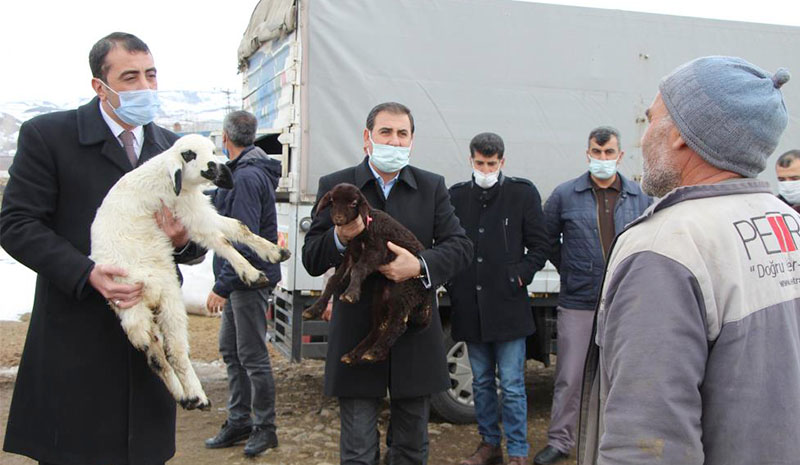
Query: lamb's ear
317,192,332,212
166,156,183,196
358,190,370,225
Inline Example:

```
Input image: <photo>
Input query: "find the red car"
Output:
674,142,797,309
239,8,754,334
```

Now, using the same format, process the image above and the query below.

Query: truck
236,0,800,423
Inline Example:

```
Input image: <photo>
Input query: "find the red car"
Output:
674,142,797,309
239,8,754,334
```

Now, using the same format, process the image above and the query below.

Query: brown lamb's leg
303,261,350,320
407,283,433,328
358,281,422,363
341,283,390,365
339,259,376,304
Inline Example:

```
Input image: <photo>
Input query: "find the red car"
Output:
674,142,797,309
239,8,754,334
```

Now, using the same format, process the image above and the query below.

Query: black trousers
339,396,430,465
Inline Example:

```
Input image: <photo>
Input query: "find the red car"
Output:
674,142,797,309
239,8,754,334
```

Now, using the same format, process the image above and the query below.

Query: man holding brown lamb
302,102,473,465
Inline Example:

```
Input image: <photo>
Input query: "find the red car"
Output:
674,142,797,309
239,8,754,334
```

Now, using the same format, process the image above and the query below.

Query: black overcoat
446,175,549,342
0,98,197,465
302,158,473,398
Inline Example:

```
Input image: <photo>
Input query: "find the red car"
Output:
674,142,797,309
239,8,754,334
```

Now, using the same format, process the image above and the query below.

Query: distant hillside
0,90,239,157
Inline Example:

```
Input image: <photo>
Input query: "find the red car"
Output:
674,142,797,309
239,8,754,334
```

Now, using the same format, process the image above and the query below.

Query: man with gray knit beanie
578,56,800,465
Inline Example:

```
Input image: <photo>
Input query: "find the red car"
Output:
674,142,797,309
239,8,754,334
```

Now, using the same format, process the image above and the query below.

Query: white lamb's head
166,134,232,195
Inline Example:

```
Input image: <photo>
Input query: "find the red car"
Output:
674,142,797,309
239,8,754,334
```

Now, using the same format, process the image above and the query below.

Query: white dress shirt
98,100,144,158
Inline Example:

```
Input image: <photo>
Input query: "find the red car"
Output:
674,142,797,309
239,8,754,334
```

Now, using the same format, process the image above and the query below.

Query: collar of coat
626,178,772,231
354,156,419,191
573,171,640,196
76,97,174,172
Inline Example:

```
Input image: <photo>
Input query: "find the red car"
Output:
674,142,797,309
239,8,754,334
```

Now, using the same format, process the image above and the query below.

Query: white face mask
368,133,411,173
779,180,800,204
588,157,618,180
473,168,499,189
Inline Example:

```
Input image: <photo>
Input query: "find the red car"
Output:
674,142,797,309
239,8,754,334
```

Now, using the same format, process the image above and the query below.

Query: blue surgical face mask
588,157,619,180
368,133,411,173
100,80,161,127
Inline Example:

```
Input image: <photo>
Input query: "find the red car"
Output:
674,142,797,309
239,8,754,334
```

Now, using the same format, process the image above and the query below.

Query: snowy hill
0,89,239,157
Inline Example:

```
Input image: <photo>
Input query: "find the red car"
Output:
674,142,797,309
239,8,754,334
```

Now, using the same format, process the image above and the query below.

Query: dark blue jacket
544,172,652,310
210,145,281,297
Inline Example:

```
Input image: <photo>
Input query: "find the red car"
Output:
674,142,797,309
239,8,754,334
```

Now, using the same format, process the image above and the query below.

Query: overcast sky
1,0,798,104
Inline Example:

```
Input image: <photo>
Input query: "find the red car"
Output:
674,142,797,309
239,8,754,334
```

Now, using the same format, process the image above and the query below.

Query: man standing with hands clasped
447,132,550,465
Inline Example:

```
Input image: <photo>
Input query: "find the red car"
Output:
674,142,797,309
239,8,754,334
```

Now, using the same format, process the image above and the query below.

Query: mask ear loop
95,79,121,110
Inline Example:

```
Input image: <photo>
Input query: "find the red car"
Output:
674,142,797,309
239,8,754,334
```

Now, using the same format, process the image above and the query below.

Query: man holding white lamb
204,111,282,457
1,32,204,465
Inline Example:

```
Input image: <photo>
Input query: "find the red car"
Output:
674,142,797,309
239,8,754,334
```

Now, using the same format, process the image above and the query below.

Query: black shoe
204,421,252,449
243,425,278,457
533,445,568,465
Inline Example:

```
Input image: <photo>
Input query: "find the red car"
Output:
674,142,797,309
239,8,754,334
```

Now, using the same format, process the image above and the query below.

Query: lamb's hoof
198,399,212,411
340,292,360,304
244,272,269,287
179,396,200,410
302,307,321,320
360,351,384,364
266,247,292,264
340,353,355,365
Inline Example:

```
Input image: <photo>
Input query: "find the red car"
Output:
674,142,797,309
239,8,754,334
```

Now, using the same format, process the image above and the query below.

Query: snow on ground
0,247,215,321
179,252,215,316
0,247,36,321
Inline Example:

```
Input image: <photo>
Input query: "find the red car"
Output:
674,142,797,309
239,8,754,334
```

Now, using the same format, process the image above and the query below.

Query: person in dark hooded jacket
204,110,282,457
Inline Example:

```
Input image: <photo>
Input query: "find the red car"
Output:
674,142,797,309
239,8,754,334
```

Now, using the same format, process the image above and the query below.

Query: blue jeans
467,338,529,458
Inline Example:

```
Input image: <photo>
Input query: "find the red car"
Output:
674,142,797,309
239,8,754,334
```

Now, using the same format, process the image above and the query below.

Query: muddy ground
0,315,577,465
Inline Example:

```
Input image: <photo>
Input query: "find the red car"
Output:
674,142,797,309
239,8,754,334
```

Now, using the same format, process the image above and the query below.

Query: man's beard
641,123,681,198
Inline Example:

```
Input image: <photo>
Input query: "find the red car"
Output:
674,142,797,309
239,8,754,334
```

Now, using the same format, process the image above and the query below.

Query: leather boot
204,421,252,449
459,441,503,465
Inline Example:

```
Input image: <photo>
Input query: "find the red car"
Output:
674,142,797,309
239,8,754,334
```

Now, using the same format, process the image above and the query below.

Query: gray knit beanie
659,56,790,177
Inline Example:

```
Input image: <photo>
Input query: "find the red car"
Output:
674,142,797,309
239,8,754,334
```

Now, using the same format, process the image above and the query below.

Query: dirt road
0,315,576,465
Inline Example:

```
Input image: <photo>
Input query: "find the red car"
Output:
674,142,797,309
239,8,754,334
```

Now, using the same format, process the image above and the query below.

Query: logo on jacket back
734,212,799,260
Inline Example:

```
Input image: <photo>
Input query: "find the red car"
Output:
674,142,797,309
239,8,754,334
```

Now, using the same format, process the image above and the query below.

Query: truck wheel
430,327,476,424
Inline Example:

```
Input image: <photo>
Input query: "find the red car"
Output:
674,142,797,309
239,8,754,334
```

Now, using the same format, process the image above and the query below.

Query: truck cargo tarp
298,0,800,198
239,0,296,67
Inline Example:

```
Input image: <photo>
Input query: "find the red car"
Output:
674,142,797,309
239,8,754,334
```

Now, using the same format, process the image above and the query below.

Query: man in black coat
447,133,549,465
302,102,473,465
1,32,203,465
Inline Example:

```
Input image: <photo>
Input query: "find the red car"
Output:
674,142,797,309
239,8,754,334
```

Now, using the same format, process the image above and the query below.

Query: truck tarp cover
239,0,296,66
262,0,800,198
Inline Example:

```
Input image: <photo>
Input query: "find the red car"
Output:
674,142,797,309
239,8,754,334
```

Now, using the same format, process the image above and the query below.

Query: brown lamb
302,183,433,364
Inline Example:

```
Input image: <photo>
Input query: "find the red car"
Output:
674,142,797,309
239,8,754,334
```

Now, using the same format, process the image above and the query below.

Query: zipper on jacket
591,189,606,261
502,217,509,252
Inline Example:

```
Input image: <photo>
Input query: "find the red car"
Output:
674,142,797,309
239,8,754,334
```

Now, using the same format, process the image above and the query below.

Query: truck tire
430,326,476,424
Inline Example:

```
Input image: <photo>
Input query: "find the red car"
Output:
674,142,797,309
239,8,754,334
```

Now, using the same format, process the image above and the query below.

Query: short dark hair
365,102,415,134
89,32,150,81
223,111,258,147
777,150,800,168
588,126,621,149
469,132,505,159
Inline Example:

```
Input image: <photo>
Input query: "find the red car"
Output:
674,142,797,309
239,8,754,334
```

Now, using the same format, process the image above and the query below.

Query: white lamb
90,134,291,410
